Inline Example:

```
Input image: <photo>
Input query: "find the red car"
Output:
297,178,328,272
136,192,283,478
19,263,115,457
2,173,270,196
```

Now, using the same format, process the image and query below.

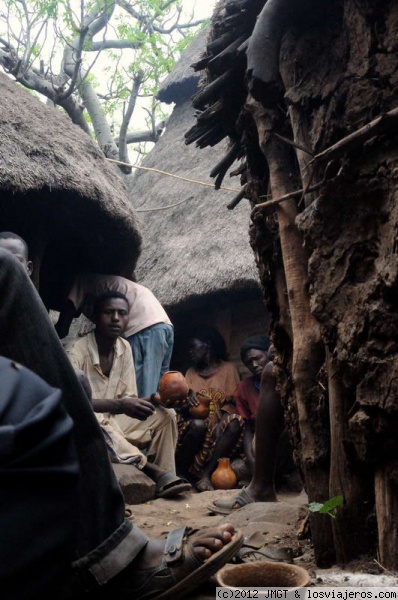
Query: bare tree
0,0,205,169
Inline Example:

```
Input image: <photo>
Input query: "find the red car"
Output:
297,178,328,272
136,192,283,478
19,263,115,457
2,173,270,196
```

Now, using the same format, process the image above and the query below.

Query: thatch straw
131,30,259,308
0,73,141,308
157,27,209,105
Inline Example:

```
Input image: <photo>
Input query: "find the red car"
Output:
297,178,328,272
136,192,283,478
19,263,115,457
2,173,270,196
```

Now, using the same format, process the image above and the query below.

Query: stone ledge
112,463,156,505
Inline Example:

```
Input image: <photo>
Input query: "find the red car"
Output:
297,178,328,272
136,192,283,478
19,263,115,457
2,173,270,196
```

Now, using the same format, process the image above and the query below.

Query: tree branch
56,24,89,101
118,0,142,21
115,119,168,145
118,71,144,169
252,182,323,211
152,19,205,35
0,36,14,50
60,2,120,157
0,46,90,134
118,0,203,35
160,0,179,11
88,39,141,50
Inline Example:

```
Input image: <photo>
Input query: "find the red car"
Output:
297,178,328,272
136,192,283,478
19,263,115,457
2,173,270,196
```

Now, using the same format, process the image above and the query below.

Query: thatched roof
131,98,259,309
0,72,141,308
157,27,209,105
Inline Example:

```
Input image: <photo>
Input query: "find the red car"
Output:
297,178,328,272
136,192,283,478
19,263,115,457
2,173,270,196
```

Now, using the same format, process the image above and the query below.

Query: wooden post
249,98,334,566
328,354,374,562
375,465,398,569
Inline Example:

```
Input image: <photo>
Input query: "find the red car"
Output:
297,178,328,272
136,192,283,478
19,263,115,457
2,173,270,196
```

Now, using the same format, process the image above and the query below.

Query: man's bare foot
135,523,235,570
231,482,277,508
195,476,214,492
104,523,242,599
210,483,278,513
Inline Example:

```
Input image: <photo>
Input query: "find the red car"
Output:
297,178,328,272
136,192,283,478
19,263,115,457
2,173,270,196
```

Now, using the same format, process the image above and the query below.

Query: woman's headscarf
240,335,270,361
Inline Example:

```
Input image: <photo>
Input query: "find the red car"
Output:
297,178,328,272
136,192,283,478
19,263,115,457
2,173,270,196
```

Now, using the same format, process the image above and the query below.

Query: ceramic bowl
216,560,310,595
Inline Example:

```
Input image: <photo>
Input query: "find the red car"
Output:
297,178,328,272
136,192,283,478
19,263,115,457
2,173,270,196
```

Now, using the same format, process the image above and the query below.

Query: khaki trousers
115,407,177,474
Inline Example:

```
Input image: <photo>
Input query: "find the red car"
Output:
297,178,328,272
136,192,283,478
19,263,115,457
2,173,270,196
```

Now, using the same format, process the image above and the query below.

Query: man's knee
152,407,176,430
189,419,207,437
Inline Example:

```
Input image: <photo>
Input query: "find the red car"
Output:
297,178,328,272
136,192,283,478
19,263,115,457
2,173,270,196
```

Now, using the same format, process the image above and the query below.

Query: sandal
207,487,255,515
121,525,244,600
156,472,192,499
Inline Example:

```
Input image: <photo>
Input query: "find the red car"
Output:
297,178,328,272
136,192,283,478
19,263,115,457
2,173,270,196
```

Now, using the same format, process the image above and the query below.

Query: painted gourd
189,393,212,419
211,458,238,490
158,371,189,403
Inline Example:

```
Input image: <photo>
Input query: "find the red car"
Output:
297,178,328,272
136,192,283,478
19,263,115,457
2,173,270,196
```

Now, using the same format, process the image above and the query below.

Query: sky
181,0,217,19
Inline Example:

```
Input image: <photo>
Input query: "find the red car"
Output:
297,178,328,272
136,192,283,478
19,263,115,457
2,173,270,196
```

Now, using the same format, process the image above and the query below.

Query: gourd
211,458,238,490
189,393,212,419
158,371,189,404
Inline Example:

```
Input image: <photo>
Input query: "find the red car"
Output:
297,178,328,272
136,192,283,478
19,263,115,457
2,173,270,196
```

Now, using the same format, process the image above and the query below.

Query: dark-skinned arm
54,299,78,339
92,396,155,421
242,422,255,469
252,361,284,492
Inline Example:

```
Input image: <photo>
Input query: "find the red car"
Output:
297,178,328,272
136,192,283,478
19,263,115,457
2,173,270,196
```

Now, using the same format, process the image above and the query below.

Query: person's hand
159,389,196,410
185,389,200,408
119,396,155,420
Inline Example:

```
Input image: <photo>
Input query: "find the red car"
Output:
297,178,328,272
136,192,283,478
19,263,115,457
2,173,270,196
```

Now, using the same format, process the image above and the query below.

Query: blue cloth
127,323,174,397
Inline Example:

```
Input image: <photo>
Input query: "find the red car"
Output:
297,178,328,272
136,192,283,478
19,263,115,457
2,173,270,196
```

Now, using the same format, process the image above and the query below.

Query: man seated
0,246,242,599
66,289,190,498
208,335,302,514
55,272,173,398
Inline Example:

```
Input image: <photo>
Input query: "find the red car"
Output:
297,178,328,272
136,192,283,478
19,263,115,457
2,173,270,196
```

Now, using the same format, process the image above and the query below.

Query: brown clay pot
189,393,211,419
158,371,189,404
210,457,238,490
216,561,310,590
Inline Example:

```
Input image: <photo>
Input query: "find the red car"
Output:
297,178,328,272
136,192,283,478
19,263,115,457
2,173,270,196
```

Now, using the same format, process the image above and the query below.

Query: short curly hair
188,325,227,361
92,290,130,316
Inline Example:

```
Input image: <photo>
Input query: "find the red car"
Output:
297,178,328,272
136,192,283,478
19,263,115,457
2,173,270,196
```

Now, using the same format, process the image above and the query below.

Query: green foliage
309,495,344,520
33,0,59,19
0,0,208,158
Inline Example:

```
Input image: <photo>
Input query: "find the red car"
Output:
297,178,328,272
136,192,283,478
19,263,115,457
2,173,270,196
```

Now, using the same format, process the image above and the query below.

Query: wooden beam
310,106,398,166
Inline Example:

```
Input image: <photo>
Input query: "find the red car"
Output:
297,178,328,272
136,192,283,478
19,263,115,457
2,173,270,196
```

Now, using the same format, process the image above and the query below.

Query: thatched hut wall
0,73,141,308
130,33,268,373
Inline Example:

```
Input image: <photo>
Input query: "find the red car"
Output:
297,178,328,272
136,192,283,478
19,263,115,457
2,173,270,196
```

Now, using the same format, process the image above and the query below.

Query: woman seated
176,326,244,492
234,335,302,493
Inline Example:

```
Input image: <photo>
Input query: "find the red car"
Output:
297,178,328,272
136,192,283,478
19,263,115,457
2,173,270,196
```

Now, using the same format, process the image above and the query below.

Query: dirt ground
126,489,314,598
126,489,398,597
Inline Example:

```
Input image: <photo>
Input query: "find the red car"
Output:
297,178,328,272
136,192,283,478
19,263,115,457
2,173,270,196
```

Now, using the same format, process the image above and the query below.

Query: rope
105,157,241,212
136,195,200,212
